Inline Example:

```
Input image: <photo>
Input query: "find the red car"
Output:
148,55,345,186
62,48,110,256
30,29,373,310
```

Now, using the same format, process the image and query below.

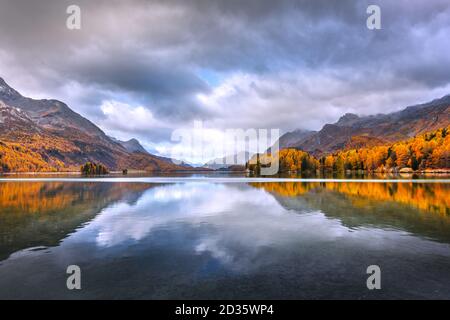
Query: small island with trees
80,162,109,175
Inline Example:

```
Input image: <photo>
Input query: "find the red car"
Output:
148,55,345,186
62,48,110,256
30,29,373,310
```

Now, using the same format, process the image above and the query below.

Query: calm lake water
0,178,449,299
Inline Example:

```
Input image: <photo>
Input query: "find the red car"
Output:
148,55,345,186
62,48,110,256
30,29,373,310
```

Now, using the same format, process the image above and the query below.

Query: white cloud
99,100,166,133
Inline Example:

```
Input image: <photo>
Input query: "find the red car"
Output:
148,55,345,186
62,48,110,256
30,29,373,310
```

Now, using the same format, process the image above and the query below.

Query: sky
0,0,449,163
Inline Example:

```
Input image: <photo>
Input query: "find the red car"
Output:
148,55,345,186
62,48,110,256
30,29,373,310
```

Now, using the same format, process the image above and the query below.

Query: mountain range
203,151,253,170
110,137,149,154
1,76,449,172
277,95,450,156
0,77,195,172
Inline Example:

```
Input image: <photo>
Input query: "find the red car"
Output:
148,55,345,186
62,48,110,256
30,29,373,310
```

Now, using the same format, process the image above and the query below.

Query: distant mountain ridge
273,129,316,150
110,137,148,154
0,77,195,172
203,151,252,170
278,95,450,156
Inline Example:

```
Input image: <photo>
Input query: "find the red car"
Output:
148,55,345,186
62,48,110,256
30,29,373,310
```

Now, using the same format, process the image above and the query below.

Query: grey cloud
0,0,449,149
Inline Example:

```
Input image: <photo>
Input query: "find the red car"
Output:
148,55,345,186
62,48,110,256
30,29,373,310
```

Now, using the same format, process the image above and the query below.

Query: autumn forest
247,126,450,174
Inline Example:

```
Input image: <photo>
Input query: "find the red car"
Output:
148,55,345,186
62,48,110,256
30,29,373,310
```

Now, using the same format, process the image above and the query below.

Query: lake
0,177,449,299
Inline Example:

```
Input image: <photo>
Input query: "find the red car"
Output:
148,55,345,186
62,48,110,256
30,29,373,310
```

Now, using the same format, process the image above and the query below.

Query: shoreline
0,169,216,175
0,177,449,184
2,167,450,175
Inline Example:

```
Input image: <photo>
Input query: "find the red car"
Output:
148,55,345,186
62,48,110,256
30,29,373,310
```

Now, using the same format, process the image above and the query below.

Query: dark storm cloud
64,51,211,119
0,0,449,146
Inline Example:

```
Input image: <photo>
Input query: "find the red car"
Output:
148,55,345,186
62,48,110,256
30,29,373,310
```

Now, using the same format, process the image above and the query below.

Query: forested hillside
248,126,450,174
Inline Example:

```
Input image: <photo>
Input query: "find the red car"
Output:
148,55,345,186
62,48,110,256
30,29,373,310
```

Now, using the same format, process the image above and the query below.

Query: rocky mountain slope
0,77,193,172
273,129,316,150
281,95,450,156
111,137,149,154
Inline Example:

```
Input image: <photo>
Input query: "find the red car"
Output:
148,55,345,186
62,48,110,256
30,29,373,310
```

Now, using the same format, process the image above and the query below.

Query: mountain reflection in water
0,180,449,299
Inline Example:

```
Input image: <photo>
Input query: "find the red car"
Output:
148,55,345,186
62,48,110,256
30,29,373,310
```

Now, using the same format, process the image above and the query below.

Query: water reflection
251,182,450,242
0,180,449,299
0,182,151,260
251,181,449,215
